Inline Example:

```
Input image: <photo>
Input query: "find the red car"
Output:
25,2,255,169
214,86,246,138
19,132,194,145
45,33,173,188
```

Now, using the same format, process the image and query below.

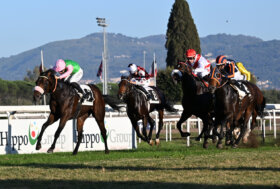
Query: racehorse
171,62,215,148
118,75,177,146
33,69,109,155
209,67,266,147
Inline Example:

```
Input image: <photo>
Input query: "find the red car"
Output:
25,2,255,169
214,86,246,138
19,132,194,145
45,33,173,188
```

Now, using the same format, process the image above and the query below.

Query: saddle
76,85,95,105
135,86,160,104
229,80,251,100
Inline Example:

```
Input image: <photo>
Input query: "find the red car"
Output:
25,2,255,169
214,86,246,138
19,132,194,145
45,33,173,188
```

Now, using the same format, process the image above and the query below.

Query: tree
165,0,200,67
24,65,44,82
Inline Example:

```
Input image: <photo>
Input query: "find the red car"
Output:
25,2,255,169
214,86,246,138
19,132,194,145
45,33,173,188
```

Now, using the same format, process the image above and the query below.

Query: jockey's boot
70,82,88,102
136,85,151,101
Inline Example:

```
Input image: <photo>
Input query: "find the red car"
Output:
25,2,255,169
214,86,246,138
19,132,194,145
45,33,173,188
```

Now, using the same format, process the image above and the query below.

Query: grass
0,133,279,189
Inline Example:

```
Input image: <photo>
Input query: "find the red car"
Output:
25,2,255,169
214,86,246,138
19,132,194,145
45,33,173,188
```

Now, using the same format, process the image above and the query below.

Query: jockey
185,49,211,82
128,63,151,101
215,55,251,98
53,59,88,101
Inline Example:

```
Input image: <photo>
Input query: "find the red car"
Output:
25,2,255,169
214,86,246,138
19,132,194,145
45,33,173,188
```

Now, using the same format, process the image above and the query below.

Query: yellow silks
236,62,251,81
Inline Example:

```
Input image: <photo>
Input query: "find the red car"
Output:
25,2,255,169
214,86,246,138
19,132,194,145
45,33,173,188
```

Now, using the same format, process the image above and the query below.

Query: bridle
35,74,58,94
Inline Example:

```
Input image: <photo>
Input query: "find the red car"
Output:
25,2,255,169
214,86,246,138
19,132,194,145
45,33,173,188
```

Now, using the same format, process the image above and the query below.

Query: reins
39,75,58,93
216,80,228,89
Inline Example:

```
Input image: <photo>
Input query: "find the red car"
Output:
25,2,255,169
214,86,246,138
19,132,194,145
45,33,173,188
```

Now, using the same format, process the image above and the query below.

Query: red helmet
216,55,227,65
186,49,196,58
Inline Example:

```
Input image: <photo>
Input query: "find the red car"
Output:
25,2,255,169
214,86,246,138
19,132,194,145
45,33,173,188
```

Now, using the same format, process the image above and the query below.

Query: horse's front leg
177,110,191,137
142,116,151,145
36,113,59,150
130,119,146,141
47,116,69,153
147,116,155,146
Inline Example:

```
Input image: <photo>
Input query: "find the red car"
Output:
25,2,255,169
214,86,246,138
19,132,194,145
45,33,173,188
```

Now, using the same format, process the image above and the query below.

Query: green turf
0,133,279,189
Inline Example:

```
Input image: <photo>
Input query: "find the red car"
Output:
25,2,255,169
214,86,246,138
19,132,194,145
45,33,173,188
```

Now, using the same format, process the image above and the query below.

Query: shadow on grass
0,180,279,189
1,162,280,172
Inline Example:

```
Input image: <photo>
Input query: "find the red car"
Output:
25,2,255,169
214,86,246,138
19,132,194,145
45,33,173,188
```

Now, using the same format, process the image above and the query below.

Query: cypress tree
165,0,201,67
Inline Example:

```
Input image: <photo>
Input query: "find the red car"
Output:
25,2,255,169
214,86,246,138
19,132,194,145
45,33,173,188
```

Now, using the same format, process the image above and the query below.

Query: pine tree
165,0,200,67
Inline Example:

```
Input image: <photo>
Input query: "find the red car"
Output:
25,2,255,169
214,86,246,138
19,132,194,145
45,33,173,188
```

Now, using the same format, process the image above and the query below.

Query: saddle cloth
80,85,94,106
143,86,160,104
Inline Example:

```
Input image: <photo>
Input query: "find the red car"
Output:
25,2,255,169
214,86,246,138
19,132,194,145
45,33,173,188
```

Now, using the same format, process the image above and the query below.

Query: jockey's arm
58,65,74,79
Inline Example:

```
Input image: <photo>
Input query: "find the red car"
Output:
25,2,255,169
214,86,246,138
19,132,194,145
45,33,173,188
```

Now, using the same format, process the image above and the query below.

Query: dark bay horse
171,62,214,148
209,67,266,147
33,69,109,155
118,76,177,145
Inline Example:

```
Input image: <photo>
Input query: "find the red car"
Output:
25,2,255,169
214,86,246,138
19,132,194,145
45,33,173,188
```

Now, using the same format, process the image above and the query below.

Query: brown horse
118,76,177,145
171,62,215,148
209,67,266,147
33,69,109,155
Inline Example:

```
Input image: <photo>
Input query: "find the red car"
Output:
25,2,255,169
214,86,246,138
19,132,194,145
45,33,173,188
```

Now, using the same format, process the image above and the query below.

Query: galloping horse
118,76,177,145
209,67,266,147
33,69,109,155
172,62,214,148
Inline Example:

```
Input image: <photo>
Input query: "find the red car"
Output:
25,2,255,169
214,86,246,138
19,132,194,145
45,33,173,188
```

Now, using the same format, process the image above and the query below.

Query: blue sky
1,0,279,58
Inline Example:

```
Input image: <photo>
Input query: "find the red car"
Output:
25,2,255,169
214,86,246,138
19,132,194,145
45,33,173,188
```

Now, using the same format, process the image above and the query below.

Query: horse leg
94,113,109,154
216,119,227,149
233,109,252,148
141,116,151,145
147,116,155,146
201,117,210,149
177,110,191,137
73,116,87,155
155,110,164,146
36,113,59,150
47,116,68,153
130,119,146,141
243,109,257,144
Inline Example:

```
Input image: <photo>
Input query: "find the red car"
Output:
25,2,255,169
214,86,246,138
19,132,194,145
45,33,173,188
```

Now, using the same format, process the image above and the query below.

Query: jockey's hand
54,75,60,80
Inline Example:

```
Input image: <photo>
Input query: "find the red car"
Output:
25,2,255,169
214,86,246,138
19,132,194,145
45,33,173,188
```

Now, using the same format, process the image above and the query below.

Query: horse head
171,62,192,84
118,75,132,100
33,69,57,103
209,67,226,94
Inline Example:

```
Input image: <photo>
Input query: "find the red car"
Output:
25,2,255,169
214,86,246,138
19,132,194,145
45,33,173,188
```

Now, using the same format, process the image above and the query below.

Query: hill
0,33,279,88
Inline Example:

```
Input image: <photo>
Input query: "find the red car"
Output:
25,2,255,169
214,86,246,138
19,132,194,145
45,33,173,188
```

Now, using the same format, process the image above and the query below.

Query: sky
1,0,280,58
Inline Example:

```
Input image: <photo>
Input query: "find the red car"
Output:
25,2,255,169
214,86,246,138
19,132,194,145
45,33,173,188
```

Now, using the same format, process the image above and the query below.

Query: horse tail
164,102,178,113
102,95,122,111
257,97,266,118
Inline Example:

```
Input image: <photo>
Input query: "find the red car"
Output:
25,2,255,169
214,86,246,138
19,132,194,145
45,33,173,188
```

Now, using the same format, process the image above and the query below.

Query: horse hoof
195,137,200,141
155,139,160,146
35,143,41,150
105,150,110,154
225,140,231,146
232,144,238,148
212,137,217,143
72,151,77,156
203,142,209,149
47,148,54,153
149,140,154,146
217,143,223,149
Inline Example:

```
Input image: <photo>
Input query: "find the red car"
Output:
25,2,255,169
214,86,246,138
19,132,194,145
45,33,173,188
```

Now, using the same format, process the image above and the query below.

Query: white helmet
128,63,137,74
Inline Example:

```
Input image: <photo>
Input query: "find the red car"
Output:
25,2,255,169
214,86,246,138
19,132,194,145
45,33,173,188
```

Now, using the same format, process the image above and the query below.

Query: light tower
96,17,108,95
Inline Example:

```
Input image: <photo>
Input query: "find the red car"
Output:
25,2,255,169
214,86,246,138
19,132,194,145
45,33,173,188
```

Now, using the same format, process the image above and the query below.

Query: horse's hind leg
155,110,164,146
47,116,68,153
177,110,191,137
141,116,151,144
95,113,109,154
36,113,59,150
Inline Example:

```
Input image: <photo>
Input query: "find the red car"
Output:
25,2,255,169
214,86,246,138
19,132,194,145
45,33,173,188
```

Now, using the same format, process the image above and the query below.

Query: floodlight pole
96,17,108,95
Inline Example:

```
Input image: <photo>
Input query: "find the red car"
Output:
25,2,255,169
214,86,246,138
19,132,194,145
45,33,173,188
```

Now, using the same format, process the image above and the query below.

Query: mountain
0,33,280,88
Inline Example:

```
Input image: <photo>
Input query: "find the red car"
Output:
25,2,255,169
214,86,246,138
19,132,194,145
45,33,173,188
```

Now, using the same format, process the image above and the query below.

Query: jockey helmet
186,49,196,58
128,63,137,74
54,59,66,72
216,55,227,65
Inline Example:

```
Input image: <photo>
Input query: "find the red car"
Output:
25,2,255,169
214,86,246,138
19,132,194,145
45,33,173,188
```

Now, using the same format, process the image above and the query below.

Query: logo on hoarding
28,121,39,145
